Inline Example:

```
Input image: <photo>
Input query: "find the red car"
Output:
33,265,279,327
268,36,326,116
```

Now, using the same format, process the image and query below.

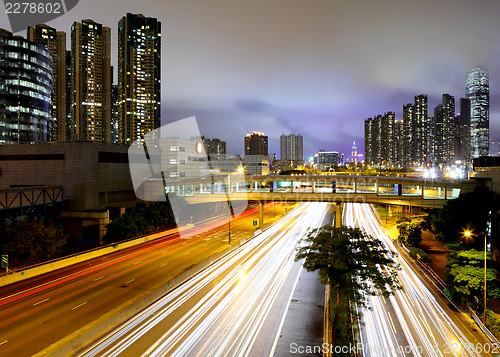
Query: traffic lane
356,203,493,356
0,203,267,310
0,204,295,356
0,233,243,356
76,204,312,356
0,201,286,306
168,206,326,355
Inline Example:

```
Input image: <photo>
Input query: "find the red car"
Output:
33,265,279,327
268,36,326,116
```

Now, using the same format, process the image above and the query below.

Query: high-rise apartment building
71,19,111,142
27,24,67,141
402,103,414,167
280,134,303,164
414,94,429,165
364,117,374,165
203,137,226,159
0,29,53,143
466,68,489,158
110,84,119,144
364,112,398,167
433,94,456,166
244,131,268,156
458,98,471,167
118,13,161,144
65,50,73,140
380,112,395,166
394,120,403,168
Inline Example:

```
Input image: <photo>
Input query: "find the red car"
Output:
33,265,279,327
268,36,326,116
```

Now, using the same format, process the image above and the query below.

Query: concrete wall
0,142,138,211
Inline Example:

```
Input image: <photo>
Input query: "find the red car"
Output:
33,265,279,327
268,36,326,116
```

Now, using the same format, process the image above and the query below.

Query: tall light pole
464,230,488,322
484,232,487,322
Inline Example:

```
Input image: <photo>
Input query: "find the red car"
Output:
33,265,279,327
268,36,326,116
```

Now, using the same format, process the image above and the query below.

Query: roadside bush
398,222,423,247
485,309,500,341
444,243,460,251
408,247,432,263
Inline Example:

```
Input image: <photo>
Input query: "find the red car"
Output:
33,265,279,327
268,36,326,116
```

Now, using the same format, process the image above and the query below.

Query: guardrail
468,306,500,346
323,284,332,357
415,258,447,290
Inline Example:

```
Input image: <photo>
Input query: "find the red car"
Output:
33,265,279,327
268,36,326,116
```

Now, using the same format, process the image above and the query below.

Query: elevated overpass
143,174,482,210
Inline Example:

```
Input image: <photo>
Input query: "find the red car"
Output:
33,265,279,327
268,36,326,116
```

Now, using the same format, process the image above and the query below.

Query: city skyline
1,0,500,158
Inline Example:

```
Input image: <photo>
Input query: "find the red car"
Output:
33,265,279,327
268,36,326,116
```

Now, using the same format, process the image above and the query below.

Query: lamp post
463,230,488,322
226,166,244,246
484,232,487,323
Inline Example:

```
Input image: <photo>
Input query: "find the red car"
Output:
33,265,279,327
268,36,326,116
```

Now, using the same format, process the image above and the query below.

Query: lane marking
93,276,103,282
184,252,190,256
134,261,142,265
387,311,397,333
0,340,7,346
33,298,50,306
269,265,304,357
161,250,168,254
125,279,135,285
161,262,168,267
71,301,87,311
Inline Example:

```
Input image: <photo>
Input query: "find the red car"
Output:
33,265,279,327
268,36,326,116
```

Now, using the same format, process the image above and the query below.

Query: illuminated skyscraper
402,103,414,167
118,13,161,144
244,132,268,156
27,24,67,141
350,141,357,164
364,112,397,167
433,94,456,166
458,98,471,166
280,134,303,164
0,29,53,143
71,19,111,142
466,68,489,158
414,94,429,165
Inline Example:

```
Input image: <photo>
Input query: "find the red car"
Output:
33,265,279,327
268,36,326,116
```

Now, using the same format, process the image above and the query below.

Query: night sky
2,0,500,159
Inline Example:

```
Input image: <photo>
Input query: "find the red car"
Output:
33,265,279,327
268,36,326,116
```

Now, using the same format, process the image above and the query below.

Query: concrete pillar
335,202,342,228
99,211,110,244
259,201,264,228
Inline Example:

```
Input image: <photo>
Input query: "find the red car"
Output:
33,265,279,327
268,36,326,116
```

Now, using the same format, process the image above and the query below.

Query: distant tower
118,13,161,144
466,68,489,158
71,19,111,142
414,94,429,166
280,134,304,164
0,29,53,143
351,141,357,164
27,24,67,141
244,132,268,156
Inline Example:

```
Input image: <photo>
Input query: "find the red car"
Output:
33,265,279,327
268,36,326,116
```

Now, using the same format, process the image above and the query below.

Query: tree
0,219,67,266
426,186,500,246
445,249,500,306
296,225,401,348
397,222,423,247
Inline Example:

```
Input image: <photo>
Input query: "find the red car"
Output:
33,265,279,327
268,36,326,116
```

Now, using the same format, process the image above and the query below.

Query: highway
0,202,292,356
77,202,330,356
345,203,497,357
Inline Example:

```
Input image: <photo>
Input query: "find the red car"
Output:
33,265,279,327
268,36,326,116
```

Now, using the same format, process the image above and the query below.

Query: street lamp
226,166,245,245
463,230,487,322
